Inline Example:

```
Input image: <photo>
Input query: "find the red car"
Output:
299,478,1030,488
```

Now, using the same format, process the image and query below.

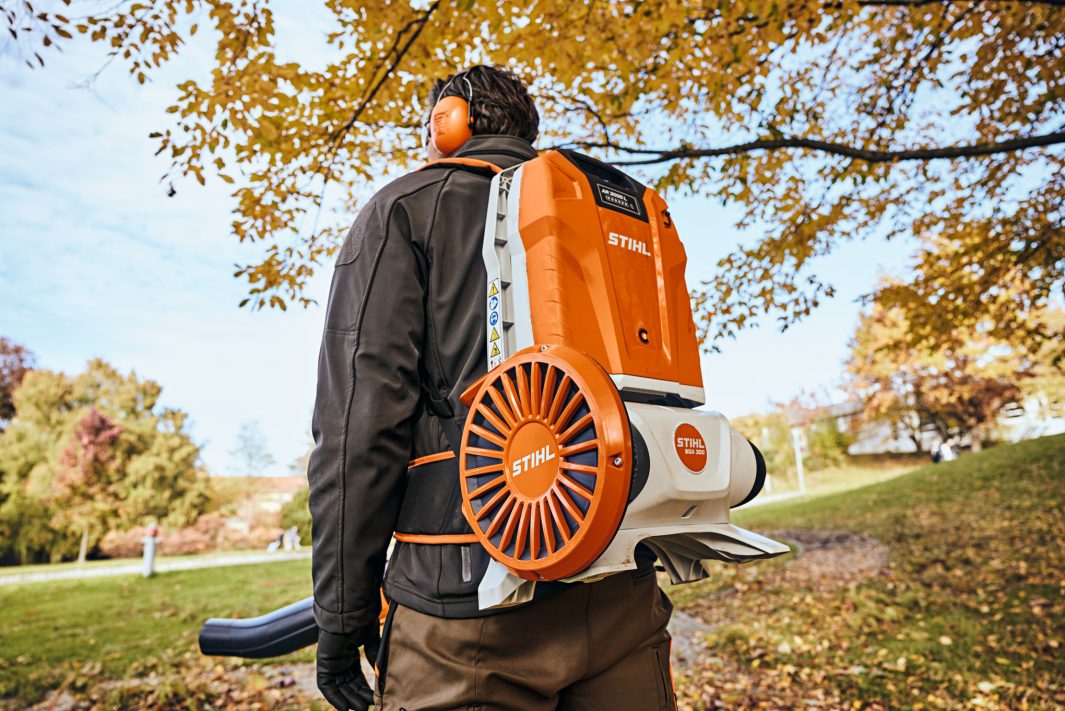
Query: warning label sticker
487,278,504,368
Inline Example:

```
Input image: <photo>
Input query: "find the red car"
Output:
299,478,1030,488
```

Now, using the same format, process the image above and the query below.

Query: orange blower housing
481,150,704,406
457,151,782,592
459,344,631,582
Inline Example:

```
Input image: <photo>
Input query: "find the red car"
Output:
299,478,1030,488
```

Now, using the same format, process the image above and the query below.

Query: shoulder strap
401,158,499,546
418,157,502,176
415,155,501,454
437,415,465,459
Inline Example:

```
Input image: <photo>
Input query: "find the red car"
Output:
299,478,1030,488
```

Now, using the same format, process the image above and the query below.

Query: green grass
1,441,1061,709
758,452,921,499
673,435,1065,709
0,559,313,704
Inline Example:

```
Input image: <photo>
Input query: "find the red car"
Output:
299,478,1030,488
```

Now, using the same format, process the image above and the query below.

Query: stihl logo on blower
676,436,705,452
674,423,708,473
607,231,651,257
511,444,557,476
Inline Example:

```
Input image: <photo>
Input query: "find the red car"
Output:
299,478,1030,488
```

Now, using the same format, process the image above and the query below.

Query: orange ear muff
430,95,473,155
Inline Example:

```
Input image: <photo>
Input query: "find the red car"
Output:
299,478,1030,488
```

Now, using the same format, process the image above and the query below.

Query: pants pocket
652,642,676,710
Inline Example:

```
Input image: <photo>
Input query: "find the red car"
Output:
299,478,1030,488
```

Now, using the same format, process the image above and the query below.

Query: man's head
425,65,539,160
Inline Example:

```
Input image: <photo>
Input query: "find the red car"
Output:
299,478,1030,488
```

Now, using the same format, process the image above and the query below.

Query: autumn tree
1016,308,1065,421
51,408,124,563
0,337,34,430
844,299,1051,451
5,1,1062,349
0,359,209,564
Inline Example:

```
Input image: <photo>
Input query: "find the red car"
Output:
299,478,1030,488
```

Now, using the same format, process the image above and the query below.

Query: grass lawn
0,559,314,706
671,434,1065,709
756,452,923,499
1,438,1060,709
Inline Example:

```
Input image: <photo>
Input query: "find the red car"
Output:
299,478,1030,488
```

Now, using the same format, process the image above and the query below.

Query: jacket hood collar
452,135,538,167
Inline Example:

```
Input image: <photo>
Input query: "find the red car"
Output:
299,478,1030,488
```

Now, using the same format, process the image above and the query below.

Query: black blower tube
199,596,318,659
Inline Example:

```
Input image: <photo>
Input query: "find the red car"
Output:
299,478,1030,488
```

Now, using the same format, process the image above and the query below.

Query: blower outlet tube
199,596,318,659
728,430,767,508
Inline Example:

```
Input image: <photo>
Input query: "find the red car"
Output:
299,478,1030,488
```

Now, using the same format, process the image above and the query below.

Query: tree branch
567,130,1065,166
306,2,439,243
327,2,439,148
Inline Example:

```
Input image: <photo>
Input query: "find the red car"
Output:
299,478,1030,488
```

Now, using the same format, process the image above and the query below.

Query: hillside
672,434,1065,709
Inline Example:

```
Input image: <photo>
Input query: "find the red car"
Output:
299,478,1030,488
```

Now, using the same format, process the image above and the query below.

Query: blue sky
0,12,912,476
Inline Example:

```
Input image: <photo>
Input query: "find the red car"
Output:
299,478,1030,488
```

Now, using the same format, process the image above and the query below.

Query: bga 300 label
674,423,708,473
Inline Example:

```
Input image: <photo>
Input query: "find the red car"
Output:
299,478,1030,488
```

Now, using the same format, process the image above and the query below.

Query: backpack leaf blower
198,149,787,656
459,150,786,608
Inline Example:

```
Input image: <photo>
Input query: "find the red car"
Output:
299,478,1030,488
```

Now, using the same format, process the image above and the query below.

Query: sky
0,9,913,477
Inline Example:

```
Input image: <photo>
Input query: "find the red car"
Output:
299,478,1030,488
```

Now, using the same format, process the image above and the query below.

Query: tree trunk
970,434,983,452
77,526,89,565
909,431,923,453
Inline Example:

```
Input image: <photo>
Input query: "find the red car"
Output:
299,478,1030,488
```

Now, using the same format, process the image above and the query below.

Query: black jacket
307,135,540,635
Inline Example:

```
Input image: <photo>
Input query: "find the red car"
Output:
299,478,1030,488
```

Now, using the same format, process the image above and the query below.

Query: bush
98,514,277,558
805,415,852,470
732,412,796,479
0,490,79,565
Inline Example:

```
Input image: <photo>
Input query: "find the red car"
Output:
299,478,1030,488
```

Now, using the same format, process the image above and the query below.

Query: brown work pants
374,568,676,711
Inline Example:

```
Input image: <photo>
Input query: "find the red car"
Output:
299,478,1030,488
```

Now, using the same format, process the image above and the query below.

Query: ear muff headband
429,74,474,155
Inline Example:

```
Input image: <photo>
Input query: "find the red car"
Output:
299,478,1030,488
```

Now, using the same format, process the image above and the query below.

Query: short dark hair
427,65,539,145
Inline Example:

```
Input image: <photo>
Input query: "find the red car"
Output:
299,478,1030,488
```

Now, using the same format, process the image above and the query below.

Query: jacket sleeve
307,196,424,635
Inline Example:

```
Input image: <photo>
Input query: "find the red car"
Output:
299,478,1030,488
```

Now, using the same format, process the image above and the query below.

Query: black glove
316,624,381,711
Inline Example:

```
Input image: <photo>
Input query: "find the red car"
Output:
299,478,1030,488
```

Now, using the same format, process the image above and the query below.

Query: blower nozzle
198,596,318,659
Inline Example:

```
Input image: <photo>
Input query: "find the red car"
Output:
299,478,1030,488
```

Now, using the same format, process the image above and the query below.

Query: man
308,65,675,711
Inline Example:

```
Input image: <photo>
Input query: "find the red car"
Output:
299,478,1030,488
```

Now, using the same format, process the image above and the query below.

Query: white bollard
142,523,160,578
